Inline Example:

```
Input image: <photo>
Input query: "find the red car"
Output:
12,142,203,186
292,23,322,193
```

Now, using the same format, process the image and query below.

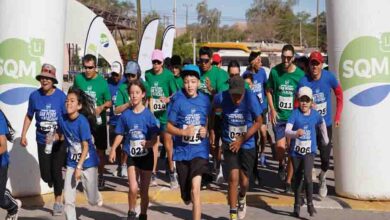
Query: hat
111,63,122,74
181,64,200,79
171,55,182,66
125,61,141,75
248,51,261,63
298,86,313,99
309,51,323,63
229,75,245,95
35,63,58,84
151,49,164,62
212,53,221,64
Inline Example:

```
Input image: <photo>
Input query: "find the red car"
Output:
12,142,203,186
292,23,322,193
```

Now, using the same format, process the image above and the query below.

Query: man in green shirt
145,49,178,189
266,45,305,193
73,54,112,190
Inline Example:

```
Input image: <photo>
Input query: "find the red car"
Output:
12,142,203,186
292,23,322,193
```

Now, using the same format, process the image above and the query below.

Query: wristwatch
76,165,83,170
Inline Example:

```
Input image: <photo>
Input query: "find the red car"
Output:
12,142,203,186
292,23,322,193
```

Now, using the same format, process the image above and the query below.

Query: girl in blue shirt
167,65,211,220
58,88,102,220
109,80,159,220
285,86,328,217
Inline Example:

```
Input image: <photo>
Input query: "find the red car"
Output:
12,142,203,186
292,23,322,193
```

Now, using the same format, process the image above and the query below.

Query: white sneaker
5,199,22,220
170,172,179,189
216,173,224,184
319,171,328,198
150,172,158,187
238,195,247,219
121,164,128,177
97,192,104,207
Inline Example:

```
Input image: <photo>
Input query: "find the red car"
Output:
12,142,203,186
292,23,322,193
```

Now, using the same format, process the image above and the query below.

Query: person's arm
0,135,7,155
108,134,124,163
333,84,343,127
74,140,89,181
229,115,262,153
319,118,329,145
285,123,304,139
266,89,278,125
20,114,33,147
167,122,195,137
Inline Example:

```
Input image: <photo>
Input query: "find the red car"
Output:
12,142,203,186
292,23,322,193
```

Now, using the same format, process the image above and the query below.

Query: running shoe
52,202,63,216
319,171,328,198
5,199,21,220
170,172,179,189
98,175,105,191
127,210,137,220
307,203,317,216
284,183,293,195
293,204,300,218
139,213,147,220
259,155,267,167
230,211,238,220
216,172,224,184
150,172,158,187
121,164,128,177
238,195,247,219
97,192,104,207
277,165,286,182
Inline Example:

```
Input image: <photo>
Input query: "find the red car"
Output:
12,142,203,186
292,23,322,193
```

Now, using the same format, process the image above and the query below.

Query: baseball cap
181,64,200,79
228,75,245,95
309,51,324,64
111,63,121,74
298,86,313,99
248,51,261,63
36,63,58,84
125,61,141,75
151,49,164,62
212,53,221,64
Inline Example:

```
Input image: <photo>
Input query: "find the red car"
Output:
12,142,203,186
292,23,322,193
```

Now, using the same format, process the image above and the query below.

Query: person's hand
205,77,214,94
20,136,28,147
209,129,215,148
108,149,116,163
160,96,170,104
335,120,341,128
270,109,278,125
229,136,244,153
95,105,103,116
74,168,82,181
199,127,207,139
182,125,195,137
296,129,305,138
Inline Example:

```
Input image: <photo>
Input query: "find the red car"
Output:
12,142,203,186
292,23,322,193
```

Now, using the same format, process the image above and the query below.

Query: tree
78,0,135,17
196,1,221,42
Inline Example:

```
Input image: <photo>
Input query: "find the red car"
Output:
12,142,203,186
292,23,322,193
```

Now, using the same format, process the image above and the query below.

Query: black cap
229,75,245,95
248,51,261,63
171,55,182,66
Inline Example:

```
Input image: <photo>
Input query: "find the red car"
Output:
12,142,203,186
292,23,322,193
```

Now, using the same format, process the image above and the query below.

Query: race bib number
130,140,148,157
278,96,293,110
151,98,166,112
39,121,57,132
182,125,201,144
229,125,247,141
70,143,89,162
315,102,327,117
294,139,312,155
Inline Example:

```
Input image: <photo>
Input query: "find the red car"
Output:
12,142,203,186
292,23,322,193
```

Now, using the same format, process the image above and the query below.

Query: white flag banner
161,25,176,59
138,19,159,79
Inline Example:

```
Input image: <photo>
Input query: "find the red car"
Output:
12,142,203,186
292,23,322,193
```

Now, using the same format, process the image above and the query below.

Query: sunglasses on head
152,60,162,65
199,58,210,64
83,65,95,70
299,96,311,103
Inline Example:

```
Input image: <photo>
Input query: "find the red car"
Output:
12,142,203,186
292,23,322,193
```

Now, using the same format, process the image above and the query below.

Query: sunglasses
125,73,137,78
199,58,210,64
281,55,293,61
299,96,311,103
152,60,162,65
39,76,52,81
84,65,95,70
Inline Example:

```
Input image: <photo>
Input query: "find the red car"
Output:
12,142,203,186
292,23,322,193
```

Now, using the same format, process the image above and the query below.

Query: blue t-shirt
288,109,323,158
108,79,121,126
168,90,211,161
298,70,339,126
27,88,66,145
59,114,99,169
213,90,263,149
115,108,159,158
0,111,9,167
243,68,268,110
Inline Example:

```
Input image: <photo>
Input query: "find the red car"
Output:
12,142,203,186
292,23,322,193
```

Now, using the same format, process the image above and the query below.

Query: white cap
111,63,122,74
298,86,313,99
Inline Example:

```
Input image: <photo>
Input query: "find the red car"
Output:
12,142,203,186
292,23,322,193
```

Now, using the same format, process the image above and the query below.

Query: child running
59,88,103,220
109,80,159,220
167,65,211,220
285,86,328,217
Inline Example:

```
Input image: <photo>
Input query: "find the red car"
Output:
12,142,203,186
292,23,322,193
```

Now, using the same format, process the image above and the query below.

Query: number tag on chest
152,98,166,112
70,143,89,162
257,93,263,103
229,125,247,141
130,140,148,157
278,96,293,110
294,139,312,155
182,125,201,144
315,102,327,116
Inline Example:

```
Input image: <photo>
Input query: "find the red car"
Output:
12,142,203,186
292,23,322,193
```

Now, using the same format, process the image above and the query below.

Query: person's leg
252,130,260,182
94,126,108,189
163,130,178,188
318,126,333,196
151,136,160,186
291,157,303,217
127,166,138,213
64,167,78,220
139,169,152,216
51,141,66,202
191,175,202,220
228,168,239,210
176,161,191,203
37,144,53,185
81,167,103,206
304,154,316,216
0,166,19,216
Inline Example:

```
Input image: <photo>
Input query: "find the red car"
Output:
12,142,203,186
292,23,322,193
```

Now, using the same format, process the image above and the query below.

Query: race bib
294,139,312,155
257,93,263,103
315,102,327,117
70,143,89,162
151,98,166,112
182,125,201,144
39,121,57,132
129,140,148,157
278,96,293,110
229,125,247,141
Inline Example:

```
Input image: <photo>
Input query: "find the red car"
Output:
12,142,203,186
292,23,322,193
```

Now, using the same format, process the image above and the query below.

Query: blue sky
133,0,326,27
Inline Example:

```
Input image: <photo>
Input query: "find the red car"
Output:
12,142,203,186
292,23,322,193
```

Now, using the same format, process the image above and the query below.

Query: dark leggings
317,126,333,172
0,165,18,215
37,141,66,196
292,154,314,206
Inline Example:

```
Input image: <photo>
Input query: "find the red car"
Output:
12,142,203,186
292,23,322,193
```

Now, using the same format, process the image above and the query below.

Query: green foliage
172,33,193,61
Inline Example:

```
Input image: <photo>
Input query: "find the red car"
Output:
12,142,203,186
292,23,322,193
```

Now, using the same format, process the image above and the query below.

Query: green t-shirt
266,64,305,121
73,73,111,125
115,80,150,107
199,65,229,96
174,76,183,89
145,68,177,124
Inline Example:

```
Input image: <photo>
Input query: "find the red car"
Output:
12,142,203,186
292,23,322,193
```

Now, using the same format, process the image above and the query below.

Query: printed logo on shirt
0,38,44,105
39,103,58,122
279,79,295,96
228,109,245,124
185,108,201,125
86,86,97,102
339,33,390,106
151,82,164,97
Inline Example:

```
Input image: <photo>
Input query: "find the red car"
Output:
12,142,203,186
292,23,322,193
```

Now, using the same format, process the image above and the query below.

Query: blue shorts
155,119,167,133
273,121,287,141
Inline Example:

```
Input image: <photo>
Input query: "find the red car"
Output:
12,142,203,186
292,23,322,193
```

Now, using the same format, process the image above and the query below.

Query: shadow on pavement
149,203,229,220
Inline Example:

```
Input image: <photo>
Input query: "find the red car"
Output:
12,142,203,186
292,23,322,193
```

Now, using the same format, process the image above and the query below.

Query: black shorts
127,150,154,171
222,142,256,178
176,158,209,203
214,114,223,148
93,125,108,150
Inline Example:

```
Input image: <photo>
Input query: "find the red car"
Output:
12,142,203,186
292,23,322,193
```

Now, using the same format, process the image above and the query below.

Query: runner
109,80,159,220
145,49,178,189
212,75,263,220
167,64,211,220
60,88,103,220
0,110,22,220
266,45,305,193
298,51,343,198
73,54,112,190
171,55,183,89
20,64,66,215
285,86,329,217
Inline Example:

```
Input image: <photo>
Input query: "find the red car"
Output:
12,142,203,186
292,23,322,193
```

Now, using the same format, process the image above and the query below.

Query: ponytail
67,87,97,131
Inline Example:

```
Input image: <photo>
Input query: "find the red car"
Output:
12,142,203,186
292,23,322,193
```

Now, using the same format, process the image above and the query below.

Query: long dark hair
127,80,147,104
67,87,97,130
0,110,14,143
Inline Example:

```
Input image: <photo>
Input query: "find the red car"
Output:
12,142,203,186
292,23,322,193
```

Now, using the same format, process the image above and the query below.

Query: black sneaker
278,166,286,182
139,213,147,220
127,211,137,220
293,204,300,217
98,176,105,191
284,183,293,194
307,203,317,216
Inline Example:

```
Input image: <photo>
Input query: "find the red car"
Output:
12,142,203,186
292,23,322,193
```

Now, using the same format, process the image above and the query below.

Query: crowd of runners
0,44,343,220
